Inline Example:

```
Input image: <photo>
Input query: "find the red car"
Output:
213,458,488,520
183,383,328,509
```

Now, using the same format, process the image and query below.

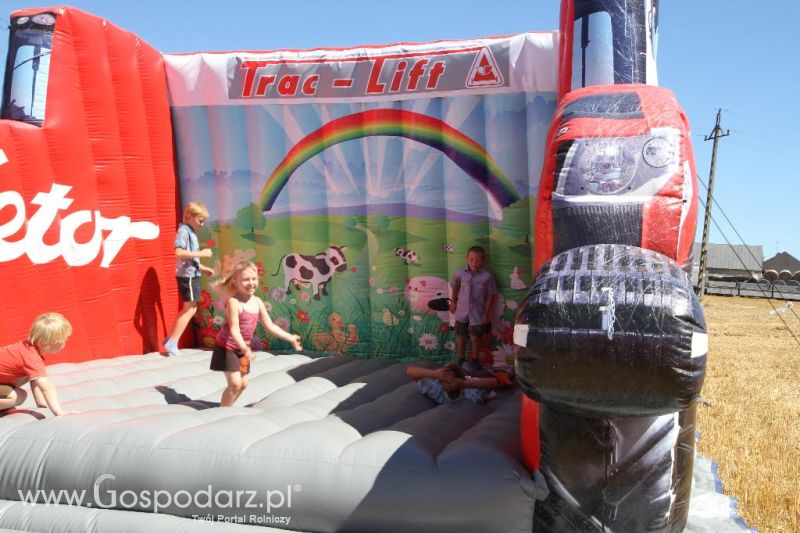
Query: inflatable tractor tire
514,244,707,532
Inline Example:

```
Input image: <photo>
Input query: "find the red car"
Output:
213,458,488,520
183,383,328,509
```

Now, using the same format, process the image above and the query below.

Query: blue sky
1,0,796,260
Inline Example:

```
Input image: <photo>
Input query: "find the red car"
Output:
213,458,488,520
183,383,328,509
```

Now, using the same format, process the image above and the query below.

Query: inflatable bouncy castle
0,2,727,532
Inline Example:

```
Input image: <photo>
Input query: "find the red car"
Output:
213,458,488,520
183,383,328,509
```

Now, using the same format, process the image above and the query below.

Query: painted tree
235,203,267,233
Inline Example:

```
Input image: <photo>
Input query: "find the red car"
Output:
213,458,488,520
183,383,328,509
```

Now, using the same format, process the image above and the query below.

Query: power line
724,138,799,161
703,107,800,154
728,129,800,152
697,196,800,347
695,110,800,346
725,108,798,132
697,177,800,331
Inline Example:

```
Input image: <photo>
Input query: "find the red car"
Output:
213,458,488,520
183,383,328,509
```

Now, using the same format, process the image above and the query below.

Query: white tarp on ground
685,455,754,532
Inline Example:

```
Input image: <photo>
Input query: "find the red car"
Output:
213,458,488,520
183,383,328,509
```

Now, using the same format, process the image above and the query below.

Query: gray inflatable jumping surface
0,350,750,532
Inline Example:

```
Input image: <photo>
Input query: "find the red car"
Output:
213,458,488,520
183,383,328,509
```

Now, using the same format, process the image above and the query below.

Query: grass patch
698,295,800,532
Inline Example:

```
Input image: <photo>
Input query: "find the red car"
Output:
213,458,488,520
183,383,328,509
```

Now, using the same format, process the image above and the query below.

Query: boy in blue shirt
163,202,216,357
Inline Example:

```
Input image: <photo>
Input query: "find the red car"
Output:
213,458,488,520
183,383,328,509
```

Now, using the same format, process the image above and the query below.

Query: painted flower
389,286,398,294
205,239,216,247
444,341,456,351
198,290,212,310
351,266,358,273
194,309,213,329
252,336,269,351
198,327,219,349
263,301,273,312
412,315,422,321
290,298,297,305
376,288,384,294
371,265,377,271
398,310,406,316
418,333,438,351
498,320,513,345
492,344,515,366
368,278,375,286
255,261,265,276
300,292,310,302
270,287,287,301
438,323,450,333
506,300,519,310
296,310,309,323
274,317,290,330
212,315,225,327
408,327,415,334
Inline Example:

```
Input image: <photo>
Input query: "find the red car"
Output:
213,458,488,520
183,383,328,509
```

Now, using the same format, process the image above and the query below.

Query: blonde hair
183,202,209,223
213,261,258,298
28,313,72,346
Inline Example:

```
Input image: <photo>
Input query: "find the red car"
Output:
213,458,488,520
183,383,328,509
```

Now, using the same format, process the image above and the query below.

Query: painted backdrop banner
164,32,558,361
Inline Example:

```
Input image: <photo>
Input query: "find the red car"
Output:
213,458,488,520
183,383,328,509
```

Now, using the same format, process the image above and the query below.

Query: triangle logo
466,47,504,88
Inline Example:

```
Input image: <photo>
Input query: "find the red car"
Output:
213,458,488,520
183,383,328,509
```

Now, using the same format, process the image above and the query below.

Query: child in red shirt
0,313,73,416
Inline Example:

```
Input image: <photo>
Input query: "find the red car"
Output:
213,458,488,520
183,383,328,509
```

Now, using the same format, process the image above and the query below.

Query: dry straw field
698,295,800,532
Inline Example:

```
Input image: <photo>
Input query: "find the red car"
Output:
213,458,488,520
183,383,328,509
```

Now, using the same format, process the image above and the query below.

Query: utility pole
697,109,729,299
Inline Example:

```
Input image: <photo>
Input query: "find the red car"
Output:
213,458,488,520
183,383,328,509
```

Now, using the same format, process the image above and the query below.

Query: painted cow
272,246,348,300
395,247,418,264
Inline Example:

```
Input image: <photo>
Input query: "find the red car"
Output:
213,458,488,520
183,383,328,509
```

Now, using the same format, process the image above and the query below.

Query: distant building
764,252,800,272
692,246,800,299
763,252,800,283
691,243,763,285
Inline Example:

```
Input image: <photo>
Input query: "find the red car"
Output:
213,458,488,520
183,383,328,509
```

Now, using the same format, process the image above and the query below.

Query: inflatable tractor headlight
578,139,637,194
642,136,676,168
31,13,57,25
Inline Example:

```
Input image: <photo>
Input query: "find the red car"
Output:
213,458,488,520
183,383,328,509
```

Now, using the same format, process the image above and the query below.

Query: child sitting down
0,313,73,417
406,362,512,404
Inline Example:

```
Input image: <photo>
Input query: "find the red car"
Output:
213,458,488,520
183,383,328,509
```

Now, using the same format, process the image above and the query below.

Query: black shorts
455,321,491,338
177,276,202,302
210,345,250,375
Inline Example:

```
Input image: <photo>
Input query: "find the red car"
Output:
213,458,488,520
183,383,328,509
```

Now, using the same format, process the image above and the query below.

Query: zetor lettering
0,183,159,267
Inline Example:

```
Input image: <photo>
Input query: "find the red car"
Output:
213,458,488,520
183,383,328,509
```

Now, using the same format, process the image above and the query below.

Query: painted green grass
197,200,534,361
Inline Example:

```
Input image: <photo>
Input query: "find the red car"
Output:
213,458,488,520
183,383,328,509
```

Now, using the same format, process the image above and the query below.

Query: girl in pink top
210,261,303,407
